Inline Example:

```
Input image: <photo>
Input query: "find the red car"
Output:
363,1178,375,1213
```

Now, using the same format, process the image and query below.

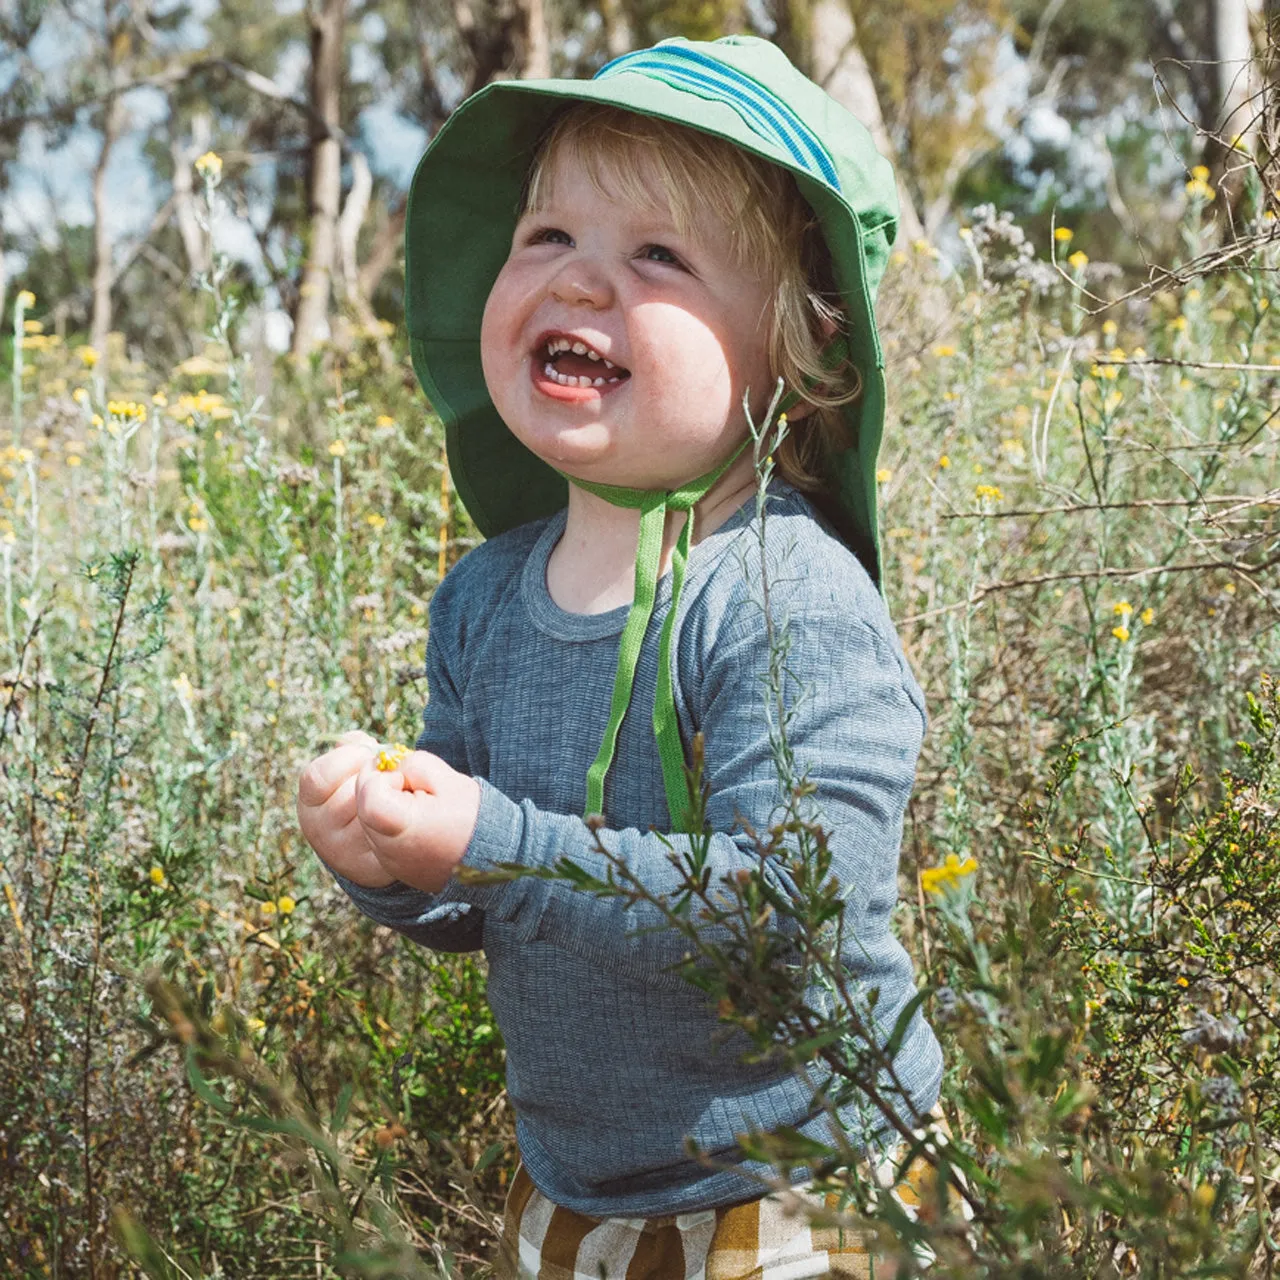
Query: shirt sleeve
326,604,487,954
435,610,926,976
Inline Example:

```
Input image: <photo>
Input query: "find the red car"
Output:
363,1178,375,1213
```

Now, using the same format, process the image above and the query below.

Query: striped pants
493,1111,961,1280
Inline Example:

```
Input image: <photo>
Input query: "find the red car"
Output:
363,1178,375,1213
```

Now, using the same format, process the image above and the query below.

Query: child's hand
353,750,482,894
297,730,396,887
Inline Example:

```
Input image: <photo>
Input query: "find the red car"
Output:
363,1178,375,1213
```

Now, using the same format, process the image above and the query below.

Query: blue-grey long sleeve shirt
332,478,943,1216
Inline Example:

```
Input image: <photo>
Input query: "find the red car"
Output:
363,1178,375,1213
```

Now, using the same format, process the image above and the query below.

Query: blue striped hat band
594,45,841,193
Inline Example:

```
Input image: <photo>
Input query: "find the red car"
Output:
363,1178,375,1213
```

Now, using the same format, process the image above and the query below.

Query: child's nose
548,254,614,309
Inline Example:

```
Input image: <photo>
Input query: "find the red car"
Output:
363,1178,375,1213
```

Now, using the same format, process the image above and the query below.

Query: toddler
298,34,945,1277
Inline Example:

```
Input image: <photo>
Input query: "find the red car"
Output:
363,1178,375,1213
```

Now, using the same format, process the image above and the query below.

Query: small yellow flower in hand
376,743,410,771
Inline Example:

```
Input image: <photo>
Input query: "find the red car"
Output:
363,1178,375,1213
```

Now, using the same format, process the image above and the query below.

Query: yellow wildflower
921,852,979,894
149,866,167,886
1054,226,1074,243
328,440,347,457
366,512,387,529
933,344,957,358
72,388,89,405
188,516,208,532
1169,316,1188,332
77,346,99,368
1068,250,1089,270
1113,601,1133,617
1112,624,1131,642
15,290,35,310
375,414,396,429
1191,164,1210,182
152,391,167,407
875,468,893,483
194,150,223,181
376,744,410,772
1101,319,1118,337
67,455,82,468
261,899,277,916
938,454,951,469
1141,607,1154,625
889,250,908,266
974,484,1003,501
23,319,43,335
1185,177,1215,201
1131,346,1147,360
277,895,296,915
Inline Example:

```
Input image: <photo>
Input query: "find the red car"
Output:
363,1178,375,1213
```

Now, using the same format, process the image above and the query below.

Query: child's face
479,143,776,491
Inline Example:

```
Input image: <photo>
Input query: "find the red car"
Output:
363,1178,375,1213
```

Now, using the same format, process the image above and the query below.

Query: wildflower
1112,625,1130,642
277,895,296,915
1090,363,1119,381
1223,582,1235,595
974,484,1003,501
328,440,347,457
375,414,396,429
365,512,387,529
67,455,82,468
1068,250,1088,270
246,1017,266,1032
875,467,893,483
1169,315,1188,332
938,454,950,469
72,388,89,405
1186,288,1201,303
1185,176,1215,201
376,743,410,771
1141,607,1154,625
77,346,100,368
149,866,167,886
932,344,957,358
188,516,208,532
1132,346,1147,359
15,290,36,310
1101,319,1118,337
1191,164,1211,182
1103,391,1123,413
921,852,979,894
889,250,908,266
1175,976,1189,987
171,673,193,698
261,899,277,916
194,150,223,182
152,391,167,407
1113,600,1133,618
1054,226,1073,243
23,319,43,335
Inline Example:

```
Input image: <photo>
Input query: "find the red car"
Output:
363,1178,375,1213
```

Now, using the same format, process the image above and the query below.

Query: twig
940,491,1279,520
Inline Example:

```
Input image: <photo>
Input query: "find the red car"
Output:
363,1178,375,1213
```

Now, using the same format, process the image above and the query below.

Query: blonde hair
520,103,861,493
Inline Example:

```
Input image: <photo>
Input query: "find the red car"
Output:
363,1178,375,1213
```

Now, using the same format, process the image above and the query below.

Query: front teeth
546,336,615,367
542,362,623,388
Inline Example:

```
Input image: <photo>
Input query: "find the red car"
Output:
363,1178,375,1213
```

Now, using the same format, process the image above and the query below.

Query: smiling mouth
535,335,632,389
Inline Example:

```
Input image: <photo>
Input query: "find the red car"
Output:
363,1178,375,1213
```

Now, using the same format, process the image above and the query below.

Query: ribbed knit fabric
332,478,943,1217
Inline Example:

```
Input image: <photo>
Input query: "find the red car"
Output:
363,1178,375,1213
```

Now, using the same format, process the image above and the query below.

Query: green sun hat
404,35,900,830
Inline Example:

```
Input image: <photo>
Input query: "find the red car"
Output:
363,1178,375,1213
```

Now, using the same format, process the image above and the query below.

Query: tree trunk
171,110,212,278
1209,0,1265,215
292,0,347,361
521,0,551,79
599,0,634,58
806,0,924,243
90,90,124,358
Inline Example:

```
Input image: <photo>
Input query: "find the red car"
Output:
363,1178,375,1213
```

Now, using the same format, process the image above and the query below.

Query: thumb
338,729,380,752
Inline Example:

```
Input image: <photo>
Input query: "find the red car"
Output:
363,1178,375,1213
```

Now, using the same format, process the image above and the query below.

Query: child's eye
528,226,572,246
639,243,682,266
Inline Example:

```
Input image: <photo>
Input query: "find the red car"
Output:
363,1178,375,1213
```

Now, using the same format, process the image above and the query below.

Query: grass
0,173,1277,1276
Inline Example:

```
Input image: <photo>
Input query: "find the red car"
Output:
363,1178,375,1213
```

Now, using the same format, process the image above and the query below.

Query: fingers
338,729,380,751
298,741,377,808
354,760,417,839
396,749,453,794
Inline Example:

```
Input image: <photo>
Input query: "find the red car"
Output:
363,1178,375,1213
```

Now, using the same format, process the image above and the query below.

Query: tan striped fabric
493,1110,966,1279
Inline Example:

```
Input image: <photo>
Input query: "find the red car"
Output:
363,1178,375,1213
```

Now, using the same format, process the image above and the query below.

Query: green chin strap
553,434,753,832
556,346,841,832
